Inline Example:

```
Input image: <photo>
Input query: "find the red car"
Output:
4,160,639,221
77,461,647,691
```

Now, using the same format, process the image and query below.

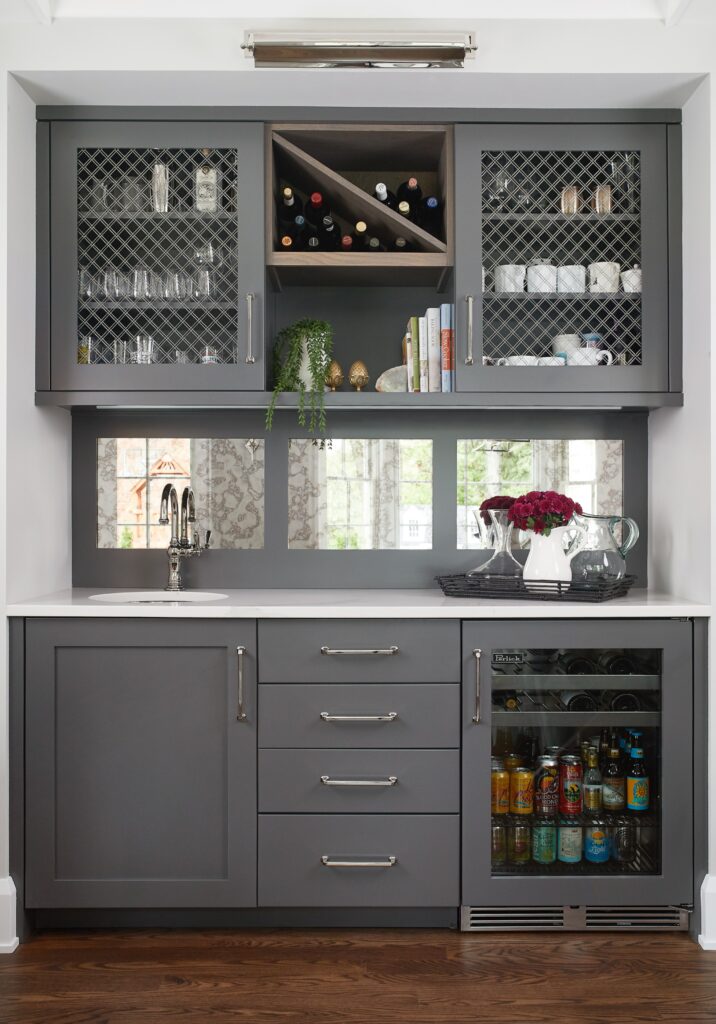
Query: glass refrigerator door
490,646,660,879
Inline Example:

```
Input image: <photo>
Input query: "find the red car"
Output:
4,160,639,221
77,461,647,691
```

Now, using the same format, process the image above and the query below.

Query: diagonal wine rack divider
270,131,449,256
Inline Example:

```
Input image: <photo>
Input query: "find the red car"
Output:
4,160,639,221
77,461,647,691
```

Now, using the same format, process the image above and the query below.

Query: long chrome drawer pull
320,776,398,787
320,712,398,723
236,645,247,721
245,293,255,364
465,294,474,365
320,645,399,656
473,647,482,723
321,856,397,869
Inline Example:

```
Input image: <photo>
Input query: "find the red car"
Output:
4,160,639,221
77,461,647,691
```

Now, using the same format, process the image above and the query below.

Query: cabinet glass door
454,125,669,393
50,122,264,391
462,621,692,908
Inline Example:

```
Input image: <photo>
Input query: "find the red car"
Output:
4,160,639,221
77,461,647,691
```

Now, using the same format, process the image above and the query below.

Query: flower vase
468,509,523,578
523,524,586,591
297,336,329,391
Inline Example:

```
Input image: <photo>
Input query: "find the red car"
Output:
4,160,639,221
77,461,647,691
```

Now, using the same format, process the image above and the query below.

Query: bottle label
627,777,649,811
602,778,626,808
196,167,219,212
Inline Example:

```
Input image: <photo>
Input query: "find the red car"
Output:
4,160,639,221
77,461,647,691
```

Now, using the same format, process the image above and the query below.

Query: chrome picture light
242,31,477,69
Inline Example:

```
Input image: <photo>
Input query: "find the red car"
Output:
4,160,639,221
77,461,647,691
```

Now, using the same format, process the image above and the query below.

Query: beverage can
584,822,610,863
627,776,650,812
559,755,583,816
504,752,526,773
491,825,507,866
534,757,559,816
508,826,531,864
510,768,534,815
558,826,583,864
532,823,557,864
491,767,510,815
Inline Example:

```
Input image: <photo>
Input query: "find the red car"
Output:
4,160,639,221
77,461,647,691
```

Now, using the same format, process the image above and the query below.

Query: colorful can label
508,826,531,864
584,824,610,863
559,757,583,816
509,768,534,815
558,826,583,863
532,825,557,864
627,776,650,812
534,760,559,817
504,753,526,773
491,768,510,815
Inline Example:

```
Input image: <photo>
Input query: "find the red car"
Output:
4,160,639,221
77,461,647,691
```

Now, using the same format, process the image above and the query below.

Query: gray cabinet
454,124,677,396
461,619,693,908
46,121,265,392
25,618,257,908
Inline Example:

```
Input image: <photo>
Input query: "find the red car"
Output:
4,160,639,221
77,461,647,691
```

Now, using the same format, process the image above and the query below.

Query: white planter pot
523,524,586,590
297,336,329,391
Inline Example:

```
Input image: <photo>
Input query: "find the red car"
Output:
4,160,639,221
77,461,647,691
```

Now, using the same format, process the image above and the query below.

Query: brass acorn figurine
324,359,344,392
348,359,370,392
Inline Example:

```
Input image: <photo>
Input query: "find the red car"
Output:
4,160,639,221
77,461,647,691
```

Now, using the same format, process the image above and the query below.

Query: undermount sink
90,591,228,604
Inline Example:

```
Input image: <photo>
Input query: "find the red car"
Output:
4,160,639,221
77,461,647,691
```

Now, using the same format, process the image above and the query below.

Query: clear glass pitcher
569,512,639,581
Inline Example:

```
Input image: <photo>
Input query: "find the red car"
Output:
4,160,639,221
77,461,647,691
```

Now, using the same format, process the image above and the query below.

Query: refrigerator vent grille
461,905,689,932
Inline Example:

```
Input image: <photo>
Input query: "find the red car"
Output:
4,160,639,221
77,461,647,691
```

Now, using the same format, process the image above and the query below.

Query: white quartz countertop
5,588,710,619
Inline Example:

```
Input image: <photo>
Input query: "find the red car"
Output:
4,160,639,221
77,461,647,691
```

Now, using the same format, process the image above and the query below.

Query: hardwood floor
1,929,715,1024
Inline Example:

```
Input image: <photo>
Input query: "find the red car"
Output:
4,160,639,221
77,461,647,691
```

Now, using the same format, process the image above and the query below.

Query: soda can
532,822,557,864
508,825,531,864
491,756,505,770
584,822,610,863
504,752,526,773
509,767,534,815
558,826,583,864
491,767,510,815
544,745,561,758
559,755,583,816
534,756,559,816
491,825,507,866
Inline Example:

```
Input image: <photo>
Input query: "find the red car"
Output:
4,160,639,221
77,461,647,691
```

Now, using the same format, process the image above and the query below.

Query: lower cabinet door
25,618,257,908
259,815,459,907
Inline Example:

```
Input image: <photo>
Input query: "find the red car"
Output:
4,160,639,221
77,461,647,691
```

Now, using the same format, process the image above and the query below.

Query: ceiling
0,0,702,25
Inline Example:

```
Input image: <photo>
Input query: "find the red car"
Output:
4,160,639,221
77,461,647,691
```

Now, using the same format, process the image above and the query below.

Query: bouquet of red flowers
478,494,516,525
508,490,582,536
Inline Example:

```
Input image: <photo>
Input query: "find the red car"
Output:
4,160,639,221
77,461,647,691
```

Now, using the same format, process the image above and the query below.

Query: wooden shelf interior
267,123,453,261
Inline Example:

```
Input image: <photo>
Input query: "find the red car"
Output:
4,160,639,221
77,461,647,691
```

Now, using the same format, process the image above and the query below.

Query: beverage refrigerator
461,619,693,930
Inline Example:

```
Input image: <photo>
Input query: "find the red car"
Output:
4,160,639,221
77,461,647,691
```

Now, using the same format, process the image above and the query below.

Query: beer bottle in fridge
602,744,626,811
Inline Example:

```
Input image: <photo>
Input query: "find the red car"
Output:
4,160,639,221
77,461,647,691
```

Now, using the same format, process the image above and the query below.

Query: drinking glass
116,177,147,214
97,268,128,303
165,270,190,303
113,339,130,365
131,268,152,302
134,334,154,365
193,267,214,302
78,268,95,302
174,349,190,364
194,241,217,265
77,334,96,365
201,345,219,365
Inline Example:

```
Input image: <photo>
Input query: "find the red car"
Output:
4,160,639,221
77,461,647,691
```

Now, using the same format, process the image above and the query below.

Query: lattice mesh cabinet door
76,146,240,368
481,149,642,368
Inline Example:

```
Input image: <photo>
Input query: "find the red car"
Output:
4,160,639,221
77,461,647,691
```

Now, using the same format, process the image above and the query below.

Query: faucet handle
204,529,212,549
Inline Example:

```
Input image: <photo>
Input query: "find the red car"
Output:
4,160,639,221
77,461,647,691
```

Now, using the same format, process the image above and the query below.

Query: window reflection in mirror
457,439,623,549
97,437,264,549
288,439,433,550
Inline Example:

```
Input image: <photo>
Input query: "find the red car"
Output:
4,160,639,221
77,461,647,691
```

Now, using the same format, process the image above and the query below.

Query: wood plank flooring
1,929,715,1024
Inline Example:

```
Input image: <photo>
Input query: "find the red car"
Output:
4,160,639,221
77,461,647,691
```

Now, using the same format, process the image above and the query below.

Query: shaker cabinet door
25,618,257,908
48,120,265,392
454,123,671,394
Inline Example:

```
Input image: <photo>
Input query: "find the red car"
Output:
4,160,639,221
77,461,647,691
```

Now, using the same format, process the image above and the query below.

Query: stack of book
404,305,455,393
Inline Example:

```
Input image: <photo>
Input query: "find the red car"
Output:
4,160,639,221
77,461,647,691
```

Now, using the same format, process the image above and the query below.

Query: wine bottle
279,234,295,250
420,195,442,235
320,215,341,250
340,235,354,251
374,182,397,209
351,220,368,248
392,236,411,252
397,200,412,220
397,176,422,205
305,191,329,227
278,185,303,224
367,236,384,252
195,148,220,214
305,233,322,251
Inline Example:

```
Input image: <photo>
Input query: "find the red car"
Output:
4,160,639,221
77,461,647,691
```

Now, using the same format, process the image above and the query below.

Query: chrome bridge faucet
158,484,211,592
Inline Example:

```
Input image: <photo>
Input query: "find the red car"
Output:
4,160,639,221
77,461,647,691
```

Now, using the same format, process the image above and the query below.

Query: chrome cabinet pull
320,712,398,723
465,295,474,365
245,293,255,364
320,775,398,787
473,647,482,723
321,856,397,869
236,645,247,721
320,645,399,656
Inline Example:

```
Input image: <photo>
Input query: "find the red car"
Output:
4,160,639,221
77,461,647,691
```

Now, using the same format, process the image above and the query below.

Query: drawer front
259,684,459,749
259,749,459,814
258,619,459,684
259,814,459,907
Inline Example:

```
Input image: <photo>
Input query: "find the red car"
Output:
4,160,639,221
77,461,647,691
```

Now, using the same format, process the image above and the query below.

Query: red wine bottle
320,215,341,250
420,195,442,235
305,191,329,227
305,232,322,251
397,200,413,220
367,235,384,252
351,220,368,248
279,234,295,250
341,235,354,251
396,177,422,205
374,182,397,209
278,185,303,225
392,236,411,252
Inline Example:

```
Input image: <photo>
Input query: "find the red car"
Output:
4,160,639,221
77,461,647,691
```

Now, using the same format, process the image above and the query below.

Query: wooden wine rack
266,123,454,287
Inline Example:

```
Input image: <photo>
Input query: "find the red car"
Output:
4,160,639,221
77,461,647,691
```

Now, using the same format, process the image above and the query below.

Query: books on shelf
404,303,454,394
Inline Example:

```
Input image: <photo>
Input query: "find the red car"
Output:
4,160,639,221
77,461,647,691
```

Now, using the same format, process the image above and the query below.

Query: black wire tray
435,573,637,602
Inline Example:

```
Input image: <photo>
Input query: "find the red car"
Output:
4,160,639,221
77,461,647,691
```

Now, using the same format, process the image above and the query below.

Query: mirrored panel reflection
288,439,433,550
97,437,264,549
457,439,623,549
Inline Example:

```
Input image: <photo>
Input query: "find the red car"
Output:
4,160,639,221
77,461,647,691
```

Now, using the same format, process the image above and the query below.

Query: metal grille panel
481,150,642,367
77,147,239,366
461,905,689,931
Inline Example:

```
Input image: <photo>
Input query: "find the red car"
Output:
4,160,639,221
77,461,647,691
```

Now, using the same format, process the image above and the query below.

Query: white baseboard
0,877,18,954
699,874,716,949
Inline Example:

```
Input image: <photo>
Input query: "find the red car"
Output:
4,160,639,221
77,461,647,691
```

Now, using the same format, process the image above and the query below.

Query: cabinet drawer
259,684,459,748
259,749,459,814
259,814,459,907
258,619,459,684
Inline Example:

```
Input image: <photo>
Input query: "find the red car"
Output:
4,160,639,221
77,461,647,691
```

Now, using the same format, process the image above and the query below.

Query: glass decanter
467,508,523,577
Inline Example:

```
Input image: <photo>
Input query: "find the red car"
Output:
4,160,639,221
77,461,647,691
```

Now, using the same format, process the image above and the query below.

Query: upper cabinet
454,124,677,396
45,121,265,391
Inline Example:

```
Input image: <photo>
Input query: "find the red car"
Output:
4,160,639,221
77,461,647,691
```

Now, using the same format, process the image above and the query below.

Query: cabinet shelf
492,710,660,727
492,811,659,828
483,292,640,302
483,213,640,223
79,301,236,311
267,250,451,288
78,211,236,223
491,674,660,691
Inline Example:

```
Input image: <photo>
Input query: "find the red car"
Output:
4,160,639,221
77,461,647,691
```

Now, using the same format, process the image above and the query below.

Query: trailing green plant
266,318,333,436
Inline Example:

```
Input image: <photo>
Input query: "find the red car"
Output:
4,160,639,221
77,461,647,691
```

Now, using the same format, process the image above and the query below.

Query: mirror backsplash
97,437,264,549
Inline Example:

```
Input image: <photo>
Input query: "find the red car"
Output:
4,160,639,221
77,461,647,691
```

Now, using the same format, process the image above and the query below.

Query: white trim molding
0,877,18,954
699,875,716,950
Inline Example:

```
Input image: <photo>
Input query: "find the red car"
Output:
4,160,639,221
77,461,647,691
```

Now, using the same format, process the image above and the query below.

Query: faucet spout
180,487,196,546
158,482,207,592
160,483,179,546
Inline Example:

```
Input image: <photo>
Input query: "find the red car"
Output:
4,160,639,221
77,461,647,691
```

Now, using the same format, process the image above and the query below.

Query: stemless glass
134,334,154,365
78,268,95,302
97,268,128,303
193,266,214,302
165,270,191,303
131,268,152,302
